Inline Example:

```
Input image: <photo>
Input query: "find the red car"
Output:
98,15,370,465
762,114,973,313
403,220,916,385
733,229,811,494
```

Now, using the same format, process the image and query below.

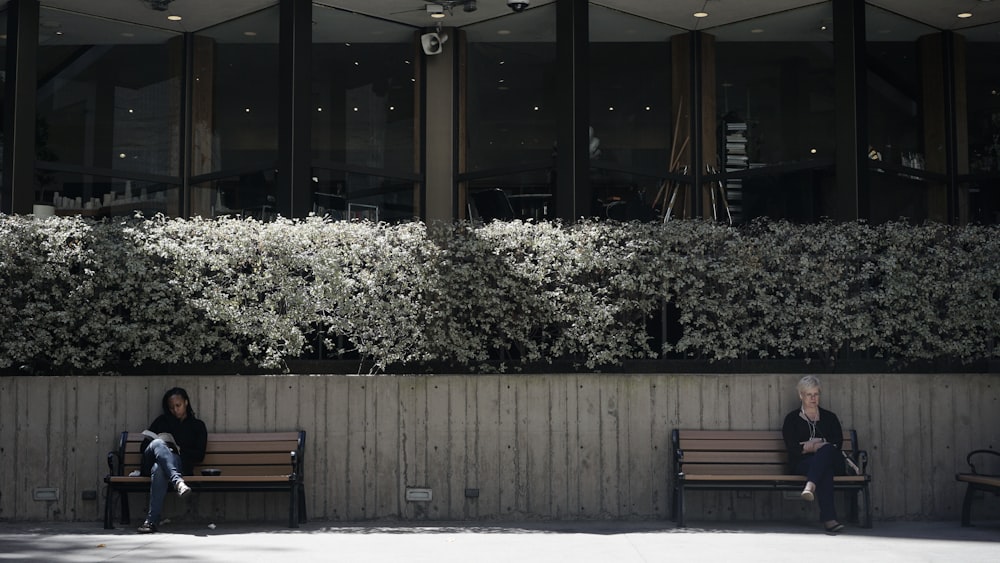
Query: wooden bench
956,448,1000,527
672,429,872,528
104,431,306,529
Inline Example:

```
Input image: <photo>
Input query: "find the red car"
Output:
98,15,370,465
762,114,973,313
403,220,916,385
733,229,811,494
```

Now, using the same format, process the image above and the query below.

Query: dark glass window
710,2,836,224
463,3,557,206
964,23,1000,225
589,3,676,221
311,5,418,222
35,7,183,216
189,7,280,218
864,6,941,223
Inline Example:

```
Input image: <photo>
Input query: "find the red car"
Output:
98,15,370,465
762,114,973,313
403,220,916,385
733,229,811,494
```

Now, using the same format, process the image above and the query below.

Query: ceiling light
427,4,445,18
694,12,709,18
167,15,182,21
957,12,973,18
243,31,257,37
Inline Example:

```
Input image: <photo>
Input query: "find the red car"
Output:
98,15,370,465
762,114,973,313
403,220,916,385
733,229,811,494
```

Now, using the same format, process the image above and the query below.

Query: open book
142,430,180,453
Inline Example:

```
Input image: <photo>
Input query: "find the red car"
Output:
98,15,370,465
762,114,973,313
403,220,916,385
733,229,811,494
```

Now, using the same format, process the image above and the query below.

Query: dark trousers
795,443,840,522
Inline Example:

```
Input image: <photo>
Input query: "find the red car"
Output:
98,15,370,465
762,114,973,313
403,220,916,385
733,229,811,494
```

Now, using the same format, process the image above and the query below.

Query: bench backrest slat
112,431,304,477
674,429,859,476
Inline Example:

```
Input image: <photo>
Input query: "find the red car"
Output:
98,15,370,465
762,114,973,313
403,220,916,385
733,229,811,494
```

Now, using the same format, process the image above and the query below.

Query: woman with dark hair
137,387,208,534
782,375,847,534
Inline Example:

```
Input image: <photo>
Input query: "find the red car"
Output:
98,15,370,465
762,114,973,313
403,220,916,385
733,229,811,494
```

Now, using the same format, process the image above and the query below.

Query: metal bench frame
671,429,873,528
955,449,1000,527
104,430,307,529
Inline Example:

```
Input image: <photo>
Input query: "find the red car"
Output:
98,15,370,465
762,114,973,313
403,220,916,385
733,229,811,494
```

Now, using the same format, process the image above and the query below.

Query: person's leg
807,444,839,523
141,439,190,529
145,462,169,526
146,438,189,491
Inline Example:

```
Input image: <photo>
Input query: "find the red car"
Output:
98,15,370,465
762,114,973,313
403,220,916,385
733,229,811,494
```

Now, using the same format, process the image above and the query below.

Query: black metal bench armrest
856,449,869,473
107,451,120,476
965,449,1000,474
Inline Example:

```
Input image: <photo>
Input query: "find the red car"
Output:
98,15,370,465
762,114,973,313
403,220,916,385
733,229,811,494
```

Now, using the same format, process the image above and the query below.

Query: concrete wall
1,373,998,525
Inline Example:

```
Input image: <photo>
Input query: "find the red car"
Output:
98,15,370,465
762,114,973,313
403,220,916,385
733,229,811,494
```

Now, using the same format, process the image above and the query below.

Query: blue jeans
143,439,185,524
795,443,840,522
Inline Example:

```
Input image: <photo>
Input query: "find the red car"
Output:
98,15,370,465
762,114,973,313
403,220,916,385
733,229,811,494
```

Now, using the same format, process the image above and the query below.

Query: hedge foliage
0,214,997,374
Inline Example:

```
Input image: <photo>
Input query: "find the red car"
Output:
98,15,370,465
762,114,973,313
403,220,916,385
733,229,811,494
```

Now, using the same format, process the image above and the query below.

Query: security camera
421,31,448,56
507,0,529,13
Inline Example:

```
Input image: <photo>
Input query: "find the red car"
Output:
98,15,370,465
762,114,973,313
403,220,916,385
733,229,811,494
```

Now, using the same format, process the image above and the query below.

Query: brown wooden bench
956,449,1000,526
672,429,872,528
104,431,306,529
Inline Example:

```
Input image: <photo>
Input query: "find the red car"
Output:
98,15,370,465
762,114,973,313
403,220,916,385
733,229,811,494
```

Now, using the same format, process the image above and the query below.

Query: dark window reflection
35,8,182,212
713,5,837,224
965,27,1000,225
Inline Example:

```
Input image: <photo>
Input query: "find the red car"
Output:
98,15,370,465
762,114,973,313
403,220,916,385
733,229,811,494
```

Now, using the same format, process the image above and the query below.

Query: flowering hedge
0,214,997,374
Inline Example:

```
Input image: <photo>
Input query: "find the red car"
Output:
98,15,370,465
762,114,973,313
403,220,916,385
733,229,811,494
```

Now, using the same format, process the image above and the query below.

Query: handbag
841,450,862,475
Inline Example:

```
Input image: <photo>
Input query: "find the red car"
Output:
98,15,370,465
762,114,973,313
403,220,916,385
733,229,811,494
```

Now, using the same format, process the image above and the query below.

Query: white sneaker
176,480,192,498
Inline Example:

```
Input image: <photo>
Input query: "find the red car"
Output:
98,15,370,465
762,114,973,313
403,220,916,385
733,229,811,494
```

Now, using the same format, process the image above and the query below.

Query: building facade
2,0,999,225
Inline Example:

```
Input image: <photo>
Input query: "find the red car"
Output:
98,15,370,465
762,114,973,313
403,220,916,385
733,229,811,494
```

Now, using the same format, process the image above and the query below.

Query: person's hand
800,438,825,453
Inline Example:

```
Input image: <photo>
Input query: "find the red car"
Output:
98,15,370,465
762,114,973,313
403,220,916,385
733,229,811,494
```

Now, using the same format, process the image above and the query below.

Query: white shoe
176,480,192,498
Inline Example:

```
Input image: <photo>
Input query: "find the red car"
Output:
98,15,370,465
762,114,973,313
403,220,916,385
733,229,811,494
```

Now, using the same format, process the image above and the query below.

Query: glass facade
311,5,418,222
589,4,676,221
711,2,837,223
864,5,942,223
462,3,557,217
0,1,997,225
35,7,183,216
188,7,280,218
965,23,1000,224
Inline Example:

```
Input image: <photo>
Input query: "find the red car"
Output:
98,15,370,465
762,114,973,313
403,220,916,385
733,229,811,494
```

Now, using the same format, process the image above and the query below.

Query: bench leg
120,491,131,525
298,484,307,524
289,486,299,528
675,486,686,528
861,485,872,528
960,484,976,527
103,487,114,529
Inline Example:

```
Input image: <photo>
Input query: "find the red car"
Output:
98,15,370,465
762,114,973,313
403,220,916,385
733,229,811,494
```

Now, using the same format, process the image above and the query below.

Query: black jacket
140,414,208,476
781,406,844,471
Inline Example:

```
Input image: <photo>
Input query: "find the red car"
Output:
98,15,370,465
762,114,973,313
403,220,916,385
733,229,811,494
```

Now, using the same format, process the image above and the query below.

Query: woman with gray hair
782,375,846,534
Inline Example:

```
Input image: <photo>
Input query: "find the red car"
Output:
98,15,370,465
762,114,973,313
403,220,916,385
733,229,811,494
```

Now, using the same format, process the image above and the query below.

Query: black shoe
137,521,157,534
824,522,845,534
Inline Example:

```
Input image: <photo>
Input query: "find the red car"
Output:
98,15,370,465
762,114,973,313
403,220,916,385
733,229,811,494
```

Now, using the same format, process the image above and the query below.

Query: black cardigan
781,406,844,470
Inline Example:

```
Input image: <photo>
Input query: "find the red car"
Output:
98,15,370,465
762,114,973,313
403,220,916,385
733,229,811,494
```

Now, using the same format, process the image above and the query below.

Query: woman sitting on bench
782,375,847,534
137,387,208,534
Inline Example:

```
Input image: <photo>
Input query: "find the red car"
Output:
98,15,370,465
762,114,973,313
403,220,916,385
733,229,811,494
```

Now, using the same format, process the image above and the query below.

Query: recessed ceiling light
121,32,135,37
694,12,709,18
167,15,182,21
498,30,511,35
751,28,764,34
243,31,257,37
427,4,445,18
958,12,973,18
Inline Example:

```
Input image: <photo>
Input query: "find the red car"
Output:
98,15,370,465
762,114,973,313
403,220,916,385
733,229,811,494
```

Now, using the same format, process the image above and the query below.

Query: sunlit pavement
1,519,998,563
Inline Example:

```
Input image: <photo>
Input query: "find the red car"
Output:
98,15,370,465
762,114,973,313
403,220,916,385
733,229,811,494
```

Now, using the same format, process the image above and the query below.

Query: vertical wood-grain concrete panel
1,373,998,525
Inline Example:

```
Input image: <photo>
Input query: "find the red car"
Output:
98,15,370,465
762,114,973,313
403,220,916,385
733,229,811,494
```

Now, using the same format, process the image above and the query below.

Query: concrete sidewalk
1,520,998,563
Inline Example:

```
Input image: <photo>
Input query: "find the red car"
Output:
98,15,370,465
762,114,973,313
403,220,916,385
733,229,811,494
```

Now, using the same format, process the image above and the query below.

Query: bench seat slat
681,452,787,464
955,474,1000,487
682,474,869,483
